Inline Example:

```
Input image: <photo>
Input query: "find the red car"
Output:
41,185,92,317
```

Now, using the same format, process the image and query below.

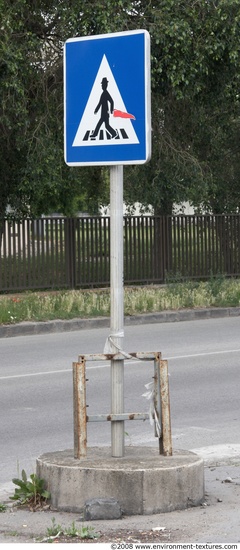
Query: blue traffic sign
64,30,151,166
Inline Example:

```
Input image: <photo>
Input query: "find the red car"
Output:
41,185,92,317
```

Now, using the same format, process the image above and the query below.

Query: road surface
1,315,240,495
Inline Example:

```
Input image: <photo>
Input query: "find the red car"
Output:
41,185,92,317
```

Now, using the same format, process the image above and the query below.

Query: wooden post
73,361,87,458
159,359,172,456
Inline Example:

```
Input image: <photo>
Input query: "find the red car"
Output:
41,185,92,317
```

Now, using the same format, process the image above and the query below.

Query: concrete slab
36,446,204,516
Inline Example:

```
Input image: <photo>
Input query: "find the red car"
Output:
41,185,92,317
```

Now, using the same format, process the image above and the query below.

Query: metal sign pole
110,165,124,457
64,29,151,459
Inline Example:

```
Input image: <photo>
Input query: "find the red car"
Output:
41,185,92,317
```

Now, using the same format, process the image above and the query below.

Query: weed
77,525,100,539
0,503,7,512
64,521,79,537
1,279,240,325
46,517,63,537
44,519,100,542
10,469,50,509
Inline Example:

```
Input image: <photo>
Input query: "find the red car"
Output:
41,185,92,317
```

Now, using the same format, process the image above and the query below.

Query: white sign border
64,29,151,166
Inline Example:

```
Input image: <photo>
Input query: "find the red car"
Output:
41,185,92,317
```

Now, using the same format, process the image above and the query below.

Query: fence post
65,218,76,289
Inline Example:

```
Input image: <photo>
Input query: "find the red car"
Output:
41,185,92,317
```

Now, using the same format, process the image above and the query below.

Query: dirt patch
40,527,178,543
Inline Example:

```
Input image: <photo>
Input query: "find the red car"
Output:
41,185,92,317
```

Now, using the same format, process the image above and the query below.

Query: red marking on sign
113,109,136,120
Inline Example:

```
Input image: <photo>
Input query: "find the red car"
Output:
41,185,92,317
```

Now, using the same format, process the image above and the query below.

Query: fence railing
0,214,240,293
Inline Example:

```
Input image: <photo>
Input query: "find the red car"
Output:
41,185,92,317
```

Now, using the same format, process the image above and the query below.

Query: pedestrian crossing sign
64,30,151,166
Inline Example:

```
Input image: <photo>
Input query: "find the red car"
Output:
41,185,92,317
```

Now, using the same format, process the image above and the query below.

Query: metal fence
1,214,240,293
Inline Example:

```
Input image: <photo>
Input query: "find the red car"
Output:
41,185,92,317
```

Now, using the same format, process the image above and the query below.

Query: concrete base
36,447,204,516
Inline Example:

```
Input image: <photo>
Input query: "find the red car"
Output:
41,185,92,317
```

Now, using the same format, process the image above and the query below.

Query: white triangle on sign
72,54,139,147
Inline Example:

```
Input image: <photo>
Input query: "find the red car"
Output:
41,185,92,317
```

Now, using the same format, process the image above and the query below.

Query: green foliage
0,503,7,512
125,0,240,215
0,290,111,325
64,521,79,537
0,0,117,220
46,517,63,537
45,519,100,541
76,525,100,540
10,469,50,508
0,0,240,219
1,280,240,325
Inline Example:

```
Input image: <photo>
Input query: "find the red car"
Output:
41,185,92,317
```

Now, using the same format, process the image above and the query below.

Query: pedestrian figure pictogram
72,55,139,148
90,77,118,140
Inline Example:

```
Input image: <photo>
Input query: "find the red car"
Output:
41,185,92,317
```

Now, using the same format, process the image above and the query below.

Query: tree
124,0,240,215
0,0,133,230
0,0,240,233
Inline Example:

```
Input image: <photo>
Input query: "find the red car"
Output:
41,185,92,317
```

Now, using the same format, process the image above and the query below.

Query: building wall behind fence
0,215,240,293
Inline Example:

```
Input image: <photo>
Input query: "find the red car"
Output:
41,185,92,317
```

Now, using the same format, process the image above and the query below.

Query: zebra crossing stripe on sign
72,55,139,147
83,128,129,142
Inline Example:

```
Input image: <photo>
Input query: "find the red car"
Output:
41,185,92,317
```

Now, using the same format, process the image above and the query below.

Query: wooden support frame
73,352,172,459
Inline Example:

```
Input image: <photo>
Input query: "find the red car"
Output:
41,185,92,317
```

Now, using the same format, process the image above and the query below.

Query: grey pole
110,165,124,457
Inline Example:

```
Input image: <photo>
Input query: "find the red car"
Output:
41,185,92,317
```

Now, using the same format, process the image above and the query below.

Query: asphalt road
1,315,240,495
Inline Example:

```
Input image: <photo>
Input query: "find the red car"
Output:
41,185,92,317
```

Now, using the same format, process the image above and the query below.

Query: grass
0,278,240,326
